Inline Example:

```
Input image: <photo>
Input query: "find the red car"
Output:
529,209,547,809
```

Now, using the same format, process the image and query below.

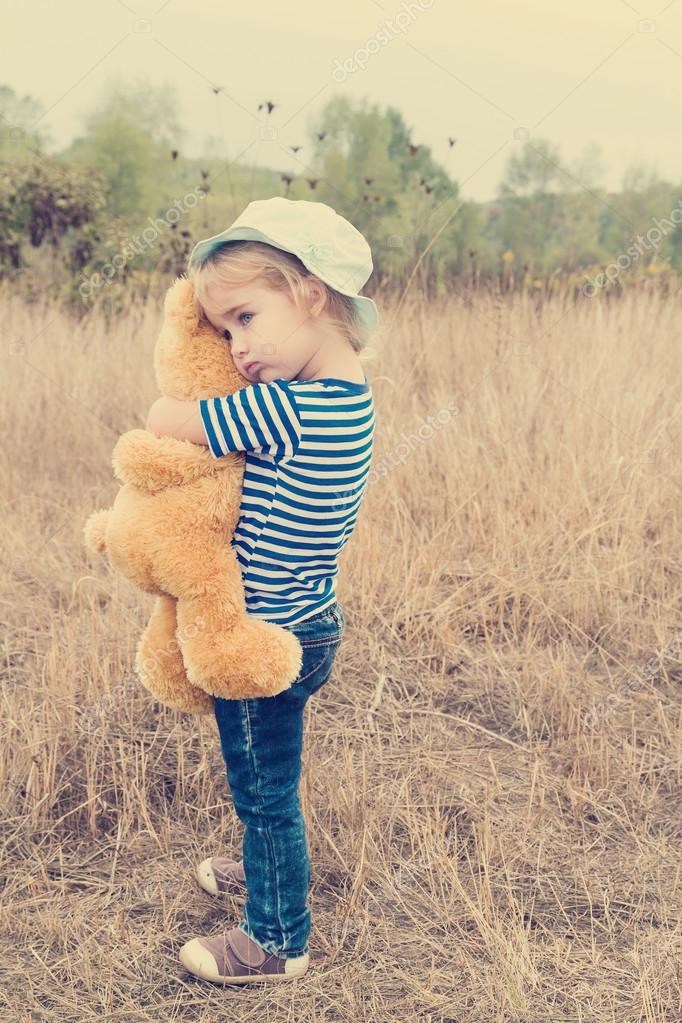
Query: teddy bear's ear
154,272,242,398
162,276,209,341
164,276,198,322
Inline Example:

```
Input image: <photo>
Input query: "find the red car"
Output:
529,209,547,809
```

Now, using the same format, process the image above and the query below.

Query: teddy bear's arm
112,428,242,493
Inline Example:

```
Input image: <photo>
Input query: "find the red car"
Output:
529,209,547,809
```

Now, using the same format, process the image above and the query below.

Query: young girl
145,197,378,985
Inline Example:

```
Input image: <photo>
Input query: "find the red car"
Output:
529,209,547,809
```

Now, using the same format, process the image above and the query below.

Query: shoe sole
179,942,309,984
195,856,247,899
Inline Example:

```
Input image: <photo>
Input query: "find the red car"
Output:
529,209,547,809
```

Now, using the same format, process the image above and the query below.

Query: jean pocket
294,608,342,649
294,636,342,695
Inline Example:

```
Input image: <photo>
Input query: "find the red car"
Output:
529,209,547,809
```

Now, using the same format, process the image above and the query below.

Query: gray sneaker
179,923,309,984
195,856,247,897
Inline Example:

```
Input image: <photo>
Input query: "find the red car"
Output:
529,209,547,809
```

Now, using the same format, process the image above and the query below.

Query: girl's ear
303,277,327,319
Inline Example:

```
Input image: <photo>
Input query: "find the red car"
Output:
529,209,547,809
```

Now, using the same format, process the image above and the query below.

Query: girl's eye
221,313,253,340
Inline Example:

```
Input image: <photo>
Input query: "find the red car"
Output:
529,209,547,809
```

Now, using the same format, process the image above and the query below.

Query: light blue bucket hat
187,196,379,331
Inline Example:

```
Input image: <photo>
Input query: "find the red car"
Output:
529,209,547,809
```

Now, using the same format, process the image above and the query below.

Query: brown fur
83,276,303,714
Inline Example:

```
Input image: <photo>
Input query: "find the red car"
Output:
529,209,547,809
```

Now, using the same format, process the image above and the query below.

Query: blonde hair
187,239,373,354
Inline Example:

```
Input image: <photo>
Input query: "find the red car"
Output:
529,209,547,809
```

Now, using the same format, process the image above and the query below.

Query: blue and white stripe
199,380,302,460
198,377,375,626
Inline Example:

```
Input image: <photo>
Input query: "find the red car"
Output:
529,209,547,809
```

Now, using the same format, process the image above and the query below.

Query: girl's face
200,278,323,384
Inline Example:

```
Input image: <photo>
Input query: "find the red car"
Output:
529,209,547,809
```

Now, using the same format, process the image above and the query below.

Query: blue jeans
213,601,345,959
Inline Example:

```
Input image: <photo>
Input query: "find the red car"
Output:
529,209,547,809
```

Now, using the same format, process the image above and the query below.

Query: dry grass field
1,280,681,1021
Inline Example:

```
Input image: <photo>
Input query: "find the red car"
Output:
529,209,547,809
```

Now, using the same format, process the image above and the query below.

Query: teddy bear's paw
112,429,216,493
83,508,110,556
136,627,215,715
179,616,303,700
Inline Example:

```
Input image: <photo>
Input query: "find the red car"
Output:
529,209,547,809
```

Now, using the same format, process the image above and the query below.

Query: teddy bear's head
153,276,248,401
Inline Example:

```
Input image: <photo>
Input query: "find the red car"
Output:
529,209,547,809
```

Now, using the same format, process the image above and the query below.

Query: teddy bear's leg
174,553,303,699
83,508,111,556
136,594,215,714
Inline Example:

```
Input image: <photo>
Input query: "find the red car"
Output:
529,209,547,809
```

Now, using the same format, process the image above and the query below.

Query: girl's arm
146,397,208,446
147,381,302,459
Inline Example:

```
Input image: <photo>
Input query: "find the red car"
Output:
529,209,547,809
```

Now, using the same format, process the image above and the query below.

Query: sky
3,0,682,203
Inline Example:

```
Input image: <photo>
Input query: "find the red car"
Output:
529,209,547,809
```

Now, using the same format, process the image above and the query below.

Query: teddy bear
82,275,303,715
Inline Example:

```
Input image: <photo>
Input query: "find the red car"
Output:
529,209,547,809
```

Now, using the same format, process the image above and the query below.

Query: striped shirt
198,375,375,626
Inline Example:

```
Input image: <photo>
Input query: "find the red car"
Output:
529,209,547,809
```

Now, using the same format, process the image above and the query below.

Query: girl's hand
146,397,208,446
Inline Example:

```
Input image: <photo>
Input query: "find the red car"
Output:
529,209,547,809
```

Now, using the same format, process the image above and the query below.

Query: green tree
497,139,570,274
0,84,49,163
65,75,185,220
301,97,460,288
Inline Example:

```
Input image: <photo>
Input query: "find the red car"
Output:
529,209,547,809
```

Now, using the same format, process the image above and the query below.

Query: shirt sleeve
198,379,302,460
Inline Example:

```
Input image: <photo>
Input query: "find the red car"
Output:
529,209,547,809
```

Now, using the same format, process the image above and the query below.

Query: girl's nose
231,335,249,356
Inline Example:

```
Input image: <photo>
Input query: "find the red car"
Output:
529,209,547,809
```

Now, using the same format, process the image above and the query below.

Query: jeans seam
298,638,339,650
239,920,308,958
242,700,286,952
